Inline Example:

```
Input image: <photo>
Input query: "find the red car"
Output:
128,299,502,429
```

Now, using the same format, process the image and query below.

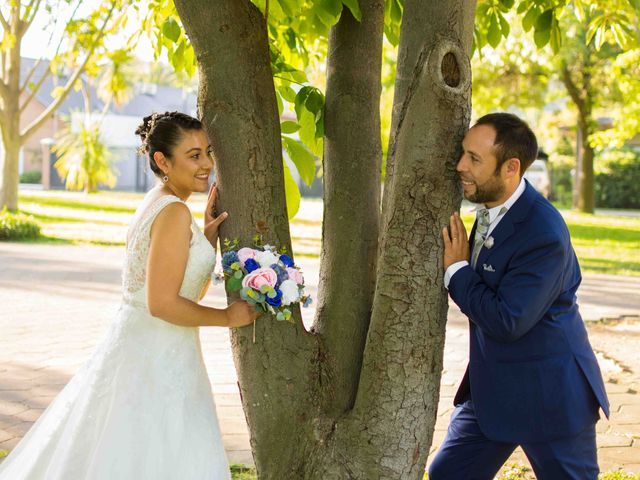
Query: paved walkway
0,242,639,475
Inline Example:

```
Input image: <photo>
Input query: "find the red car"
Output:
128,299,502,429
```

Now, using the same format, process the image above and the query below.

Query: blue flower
265,288,283,307
221,251,240,273
244,258,260,273
279,254,294,268
271,264,289,285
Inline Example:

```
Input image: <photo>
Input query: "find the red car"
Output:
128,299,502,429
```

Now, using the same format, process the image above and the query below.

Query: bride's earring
162,174,169,183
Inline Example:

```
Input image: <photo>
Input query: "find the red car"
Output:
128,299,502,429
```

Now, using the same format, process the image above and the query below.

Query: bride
0,111,258,479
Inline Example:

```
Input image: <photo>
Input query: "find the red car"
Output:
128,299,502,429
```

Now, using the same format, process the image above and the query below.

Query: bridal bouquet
221,241,312,323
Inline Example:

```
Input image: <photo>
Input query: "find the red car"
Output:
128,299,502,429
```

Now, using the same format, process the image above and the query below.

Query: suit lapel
474,181,539,271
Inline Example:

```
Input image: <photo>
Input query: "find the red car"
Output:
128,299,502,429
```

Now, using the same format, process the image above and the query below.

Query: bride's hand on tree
225,301,260,328
204,183,228,248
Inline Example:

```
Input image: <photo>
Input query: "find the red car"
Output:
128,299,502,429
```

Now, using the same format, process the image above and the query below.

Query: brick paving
1,241,639,475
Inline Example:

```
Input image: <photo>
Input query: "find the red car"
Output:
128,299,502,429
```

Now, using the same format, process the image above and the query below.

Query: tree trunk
0,133,21,212
172,1,319,477
560,24,596,214
314,0,384,418
175,0,476,478
576,116,595,213
0,16,22,212
344,1,475,478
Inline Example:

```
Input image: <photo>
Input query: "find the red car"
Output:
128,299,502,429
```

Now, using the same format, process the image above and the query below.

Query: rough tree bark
173,0,476,478
315,0,384,418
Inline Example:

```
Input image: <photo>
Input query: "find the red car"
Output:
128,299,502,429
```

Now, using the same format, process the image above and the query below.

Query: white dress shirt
444,178,526,289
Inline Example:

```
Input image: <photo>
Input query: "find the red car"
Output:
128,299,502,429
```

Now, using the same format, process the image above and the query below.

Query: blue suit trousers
428,399,599,480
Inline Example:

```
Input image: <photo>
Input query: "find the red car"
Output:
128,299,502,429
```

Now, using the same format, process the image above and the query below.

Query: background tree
52,48,135,193
473,0,640,212
153,0,634,477
0,0,130,211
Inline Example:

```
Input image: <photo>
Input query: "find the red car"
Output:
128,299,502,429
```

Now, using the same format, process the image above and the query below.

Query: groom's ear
503,157,521,179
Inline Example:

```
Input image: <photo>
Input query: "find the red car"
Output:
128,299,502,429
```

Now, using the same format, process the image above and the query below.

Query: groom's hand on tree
442,212,469,270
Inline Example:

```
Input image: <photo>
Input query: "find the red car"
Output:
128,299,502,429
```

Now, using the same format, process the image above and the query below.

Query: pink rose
286,267,304,285
242,267,277,290
237,247,258,266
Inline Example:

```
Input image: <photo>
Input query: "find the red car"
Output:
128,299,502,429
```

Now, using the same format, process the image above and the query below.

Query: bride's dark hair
135,111,203,178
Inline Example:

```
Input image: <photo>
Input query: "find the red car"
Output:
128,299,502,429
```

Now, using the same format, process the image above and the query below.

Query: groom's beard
463,172,505,205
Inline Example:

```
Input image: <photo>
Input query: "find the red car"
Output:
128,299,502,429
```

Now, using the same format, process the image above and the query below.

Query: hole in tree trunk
441,52,460,88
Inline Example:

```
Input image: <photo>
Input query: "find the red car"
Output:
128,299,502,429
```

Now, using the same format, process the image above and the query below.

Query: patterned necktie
471,208,491,269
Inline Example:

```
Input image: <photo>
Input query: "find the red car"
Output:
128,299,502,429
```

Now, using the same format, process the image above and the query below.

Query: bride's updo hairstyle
135,111,203,178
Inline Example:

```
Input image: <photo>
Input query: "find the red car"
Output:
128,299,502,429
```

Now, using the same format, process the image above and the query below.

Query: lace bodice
122,194,216,309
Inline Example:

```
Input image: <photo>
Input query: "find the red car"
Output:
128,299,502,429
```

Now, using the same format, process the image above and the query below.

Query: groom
429,113,609,479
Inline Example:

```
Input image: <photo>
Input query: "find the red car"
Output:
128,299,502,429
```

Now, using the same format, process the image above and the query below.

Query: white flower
255,250,279,268
280,279,301,305
484,236,495,249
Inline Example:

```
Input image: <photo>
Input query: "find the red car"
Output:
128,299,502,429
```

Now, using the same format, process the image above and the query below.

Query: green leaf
277,0,297,16
298,108,323,156
535,9,553,32
594,25,606,50
183,44,196,77
277,84,297,103
342,0,362,21
162,17,181,43
586,16,603,46
276,90,284,117
487,14,501,48
522,7,539,32
384,23,400,46
516,1,527,14
234,270,243,279
281,121,301,134
499,13,510,38
314,0,343,27
549,19,562,53
305,88,324,115
282,137,316,186
294,86,313,119
227,275,243,292
390,0,402,24
283,161,301,219
171,40,185,72
534,26,551,48
315,108,325,139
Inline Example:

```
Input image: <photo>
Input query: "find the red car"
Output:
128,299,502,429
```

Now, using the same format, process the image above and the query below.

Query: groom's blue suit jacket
449,181,609,444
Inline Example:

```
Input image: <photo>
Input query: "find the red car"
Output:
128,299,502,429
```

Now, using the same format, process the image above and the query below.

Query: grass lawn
11,189,640,276
459,208,640,277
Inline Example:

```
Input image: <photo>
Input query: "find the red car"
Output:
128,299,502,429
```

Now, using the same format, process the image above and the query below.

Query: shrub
0,208,41,240
548,149,640,209
19,170,42,184
596,149,640,209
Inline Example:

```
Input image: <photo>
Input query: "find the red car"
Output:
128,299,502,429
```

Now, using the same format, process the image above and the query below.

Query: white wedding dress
0,195,231,480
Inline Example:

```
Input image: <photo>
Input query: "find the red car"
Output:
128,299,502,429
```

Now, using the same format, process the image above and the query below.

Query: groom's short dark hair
474,112,538,176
